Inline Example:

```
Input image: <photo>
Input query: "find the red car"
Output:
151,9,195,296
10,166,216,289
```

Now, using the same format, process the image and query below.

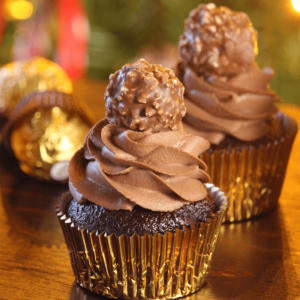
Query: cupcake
56,59,227,299
177,4,298,222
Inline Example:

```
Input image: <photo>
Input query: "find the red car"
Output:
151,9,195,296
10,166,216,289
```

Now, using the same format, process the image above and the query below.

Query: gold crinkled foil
0,57,72,117
56,184,227,300
200,113,298,222
4,91,95,181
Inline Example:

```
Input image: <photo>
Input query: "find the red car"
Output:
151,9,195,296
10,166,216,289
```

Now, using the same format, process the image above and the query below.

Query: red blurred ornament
56,0,89,79
0,0,8,45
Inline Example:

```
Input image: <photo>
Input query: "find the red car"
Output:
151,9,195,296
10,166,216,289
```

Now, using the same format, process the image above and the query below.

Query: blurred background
0,0,299,104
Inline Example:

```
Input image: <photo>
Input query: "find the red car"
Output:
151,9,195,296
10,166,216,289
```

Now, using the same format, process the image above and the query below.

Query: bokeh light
292,0,300,12
6,0,33,20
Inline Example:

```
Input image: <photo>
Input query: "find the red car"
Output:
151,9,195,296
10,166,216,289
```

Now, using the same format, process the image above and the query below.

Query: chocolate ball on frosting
179,3,258,78
105,59,186,132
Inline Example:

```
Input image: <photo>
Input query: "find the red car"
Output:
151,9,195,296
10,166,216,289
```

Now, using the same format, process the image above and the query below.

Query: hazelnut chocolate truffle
57,59,227,299
0,57,72,119
179,3,258,78
105,58,186,132
3,91,94,181
177,4,297,222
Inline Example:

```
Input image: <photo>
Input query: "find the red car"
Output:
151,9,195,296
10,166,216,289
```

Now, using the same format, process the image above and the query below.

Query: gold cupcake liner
200,113,298,222
56,184,227,299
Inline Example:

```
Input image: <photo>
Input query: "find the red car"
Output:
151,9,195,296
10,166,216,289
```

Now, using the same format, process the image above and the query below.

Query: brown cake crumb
67,191,216,237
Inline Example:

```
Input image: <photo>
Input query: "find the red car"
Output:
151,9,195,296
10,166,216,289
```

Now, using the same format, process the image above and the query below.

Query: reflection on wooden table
0,80,299,300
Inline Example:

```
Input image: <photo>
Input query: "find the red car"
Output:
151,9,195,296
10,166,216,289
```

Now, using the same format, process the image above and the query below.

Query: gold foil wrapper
200,113,298,222
0,57,73,117
56,184,227,299
4,91,95,181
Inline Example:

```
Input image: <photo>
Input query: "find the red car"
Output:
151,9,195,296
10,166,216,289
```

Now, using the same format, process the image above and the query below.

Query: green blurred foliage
84,0,300,104
0,22,16,65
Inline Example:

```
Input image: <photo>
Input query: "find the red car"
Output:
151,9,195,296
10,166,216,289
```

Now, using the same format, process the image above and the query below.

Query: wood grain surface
0,80,299,300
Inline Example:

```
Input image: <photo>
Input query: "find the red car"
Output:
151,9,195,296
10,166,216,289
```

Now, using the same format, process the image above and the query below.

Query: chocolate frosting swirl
68,118,210,212
178,4,280,145
181,63,280,144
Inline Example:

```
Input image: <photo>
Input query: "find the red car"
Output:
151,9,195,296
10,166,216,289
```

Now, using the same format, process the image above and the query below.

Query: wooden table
0,80,300,300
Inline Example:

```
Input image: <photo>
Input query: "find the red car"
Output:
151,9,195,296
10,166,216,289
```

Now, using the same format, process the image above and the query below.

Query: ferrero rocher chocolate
105,59,186,132
4,91,94,181
179,3,258,78
0,57,73,118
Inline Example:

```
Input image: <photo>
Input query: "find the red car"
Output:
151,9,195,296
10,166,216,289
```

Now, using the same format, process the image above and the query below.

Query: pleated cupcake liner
200,113,298,222
56,184,227,300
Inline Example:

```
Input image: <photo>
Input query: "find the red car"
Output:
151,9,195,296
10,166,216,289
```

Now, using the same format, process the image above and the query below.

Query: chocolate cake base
67,192,216,237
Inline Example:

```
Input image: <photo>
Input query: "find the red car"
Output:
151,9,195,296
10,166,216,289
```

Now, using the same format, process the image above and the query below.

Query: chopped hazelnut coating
179,3,258,78
105,59,186,132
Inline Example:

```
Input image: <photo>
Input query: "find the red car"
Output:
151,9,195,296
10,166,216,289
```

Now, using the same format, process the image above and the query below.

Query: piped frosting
178,4,279,145
69,59,211,211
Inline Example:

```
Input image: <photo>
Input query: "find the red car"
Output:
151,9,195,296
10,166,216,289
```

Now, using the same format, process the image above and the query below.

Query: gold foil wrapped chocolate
0,57,73,118
4,91,95,181
56,184,227,300
200,113,297,222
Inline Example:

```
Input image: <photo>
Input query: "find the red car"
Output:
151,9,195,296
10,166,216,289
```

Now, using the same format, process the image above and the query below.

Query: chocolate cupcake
56,59,227,299
177,4,298,222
